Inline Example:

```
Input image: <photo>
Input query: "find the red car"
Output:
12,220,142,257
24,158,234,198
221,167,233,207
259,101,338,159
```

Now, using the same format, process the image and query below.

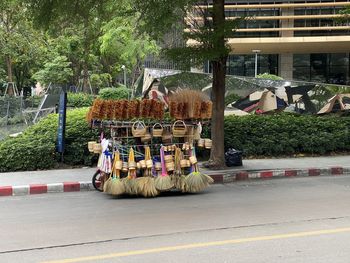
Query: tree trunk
206,0,227,169
5,55,14,96
82,18,91,93
82,62,90,93
6,55,13,83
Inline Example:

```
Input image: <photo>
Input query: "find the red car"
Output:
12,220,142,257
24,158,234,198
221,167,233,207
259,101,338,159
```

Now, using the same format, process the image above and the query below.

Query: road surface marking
43,227,350,263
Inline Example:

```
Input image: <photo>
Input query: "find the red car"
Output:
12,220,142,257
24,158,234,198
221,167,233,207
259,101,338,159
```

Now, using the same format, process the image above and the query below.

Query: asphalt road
1,176,350,263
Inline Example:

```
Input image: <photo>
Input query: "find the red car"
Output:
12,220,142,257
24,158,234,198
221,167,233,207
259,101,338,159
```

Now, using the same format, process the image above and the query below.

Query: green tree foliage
99,14,159,87
32,56,73,86
27,0,159,93
133,0,242,168
0,0,48,89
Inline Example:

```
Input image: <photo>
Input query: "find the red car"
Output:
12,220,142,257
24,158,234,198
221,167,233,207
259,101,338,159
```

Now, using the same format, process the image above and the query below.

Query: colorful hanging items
154,146,174,191
123,148,138,195
136,146,159,197
109,150,125,196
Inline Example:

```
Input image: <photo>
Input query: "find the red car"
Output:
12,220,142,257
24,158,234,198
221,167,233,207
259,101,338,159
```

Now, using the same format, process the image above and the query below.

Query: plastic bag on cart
225,148,243,167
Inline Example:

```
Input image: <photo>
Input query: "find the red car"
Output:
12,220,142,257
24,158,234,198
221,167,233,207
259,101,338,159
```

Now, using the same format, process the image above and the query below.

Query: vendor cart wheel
92,170,104,192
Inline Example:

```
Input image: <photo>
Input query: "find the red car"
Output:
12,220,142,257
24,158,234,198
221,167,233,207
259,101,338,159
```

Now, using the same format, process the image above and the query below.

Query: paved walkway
0,155,349,196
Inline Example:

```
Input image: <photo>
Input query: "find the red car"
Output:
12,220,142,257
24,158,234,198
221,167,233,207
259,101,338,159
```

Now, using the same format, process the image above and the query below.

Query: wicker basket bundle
132,121,147,137
172,120,187,137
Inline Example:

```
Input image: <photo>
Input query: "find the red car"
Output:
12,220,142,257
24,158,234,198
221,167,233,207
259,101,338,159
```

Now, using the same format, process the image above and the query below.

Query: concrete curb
208,166,350,184
1,166,350,197
0,182,94,197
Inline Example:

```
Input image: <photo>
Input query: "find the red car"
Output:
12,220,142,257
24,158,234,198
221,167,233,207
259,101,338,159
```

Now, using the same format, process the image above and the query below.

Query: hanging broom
101,148,113,193
173,147,187,192
136,146,159,197
154,146,174,191
122,147,138,195
108,150,125,196
185,147,213,193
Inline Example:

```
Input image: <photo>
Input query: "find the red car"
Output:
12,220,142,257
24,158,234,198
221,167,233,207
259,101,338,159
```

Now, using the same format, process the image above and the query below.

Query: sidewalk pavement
1,155,349,197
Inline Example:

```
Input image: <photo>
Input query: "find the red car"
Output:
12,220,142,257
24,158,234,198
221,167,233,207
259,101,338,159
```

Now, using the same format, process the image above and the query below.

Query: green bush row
0,108,99,172
67,92,95,108
221,114,350,156
1,111,349,172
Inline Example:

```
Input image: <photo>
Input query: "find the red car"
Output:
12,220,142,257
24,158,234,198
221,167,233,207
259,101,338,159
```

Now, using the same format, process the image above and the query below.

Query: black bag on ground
225,148,243,167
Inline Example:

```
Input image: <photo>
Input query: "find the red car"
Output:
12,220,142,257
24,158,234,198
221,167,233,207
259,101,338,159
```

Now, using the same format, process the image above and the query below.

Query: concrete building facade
198,0,350,85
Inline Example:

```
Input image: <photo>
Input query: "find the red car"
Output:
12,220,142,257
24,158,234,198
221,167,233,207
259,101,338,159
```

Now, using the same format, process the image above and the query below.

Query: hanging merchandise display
108,151,125,196
136,146,159,197
87,91,213,197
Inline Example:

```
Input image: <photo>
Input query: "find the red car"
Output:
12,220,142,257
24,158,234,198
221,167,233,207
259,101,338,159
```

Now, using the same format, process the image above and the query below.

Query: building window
293,53,350,85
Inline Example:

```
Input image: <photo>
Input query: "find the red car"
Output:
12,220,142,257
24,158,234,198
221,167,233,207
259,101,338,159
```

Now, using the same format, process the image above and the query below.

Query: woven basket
93,143,102,154
198,138,205,148
162,130,172,143
204,139,212,149
88,141,96,152
122,162,129,172
129,161,137,170
152,123,163,137
115,160,123,170
141,132,152,143
132,121,147,137
172,120,187,137
139,160,146,168
164,154,173,163
166,162,175,171
189,156,198,164
154,162,162,171
146,160,153,168
180,159,188,168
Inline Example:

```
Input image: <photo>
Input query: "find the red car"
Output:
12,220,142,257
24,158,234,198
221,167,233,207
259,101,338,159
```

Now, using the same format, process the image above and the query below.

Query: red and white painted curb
0,182,93,197
208,166,350,184
1,166,349,197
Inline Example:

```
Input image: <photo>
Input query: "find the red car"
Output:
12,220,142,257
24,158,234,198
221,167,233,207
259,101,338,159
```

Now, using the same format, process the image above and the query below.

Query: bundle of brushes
136,146,159,197
185,147,213,193
155,146,174,191
168,89,212,120
122,148,138,195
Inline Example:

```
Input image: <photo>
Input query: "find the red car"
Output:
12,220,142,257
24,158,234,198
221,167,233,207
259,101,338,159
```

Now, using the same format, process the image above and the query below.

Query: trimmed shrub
98,87,129,100
221,114,350,156
0,108,99,172
67,92,95,108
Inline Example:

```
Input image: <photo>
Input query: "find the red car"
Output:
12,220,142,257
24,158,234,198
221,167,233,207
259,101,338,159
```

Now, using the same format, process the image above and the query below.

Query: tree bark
82,18,91,93
5,55,14,96
206,0,227,169
6,55,13,83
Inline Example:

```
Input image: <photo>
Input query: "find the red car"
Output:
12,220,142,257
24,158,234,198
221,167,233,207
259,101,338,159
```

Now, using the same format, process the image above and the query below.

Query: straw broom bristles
185,170,213,193
155,175,174,191
103,174,112,193
168,89,210,119
154,146,174,191
136,146,159,197
136,177,159,197
122,147,139,195
185,149,213,193
172,147,188,192
109,151,125,196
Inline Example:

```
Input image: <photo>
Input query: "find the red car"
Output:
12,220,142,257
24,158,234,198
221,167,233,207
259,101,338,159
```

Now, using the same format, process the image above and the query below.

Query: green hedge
0,108,99,172
1,112,349,172
67,92,94,108
222,114,350,156
98,87,129,100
